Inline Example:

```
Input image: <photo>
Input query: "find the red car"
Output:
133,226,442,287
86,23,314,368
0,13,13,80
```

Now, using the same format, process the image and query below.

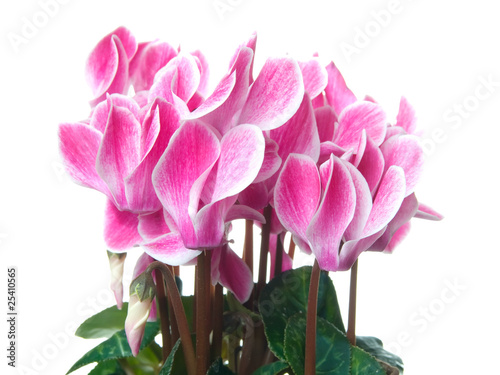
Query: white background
1,0,499,374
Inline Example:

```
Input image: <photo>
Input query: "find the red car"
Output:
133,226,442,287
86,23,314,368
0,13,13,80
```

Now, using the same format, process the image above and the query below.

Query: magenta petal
315,106,338,143
129,40,178,91
396,96,417,134
306,156,356,271
385,222,411,253
338,229,385,271
58,122,110,196
187,71,236,119
142,232,201,265
138,210,170,242
253,138,282,183
104,200,142,252
414,203,444,221
269,93,320,166
96,104,142,210
87,35,130,106
318,141,347,165
369,193,419,252
324,62,356,115
226,204,266,223
201,48,254,134
354,132,385,195
299,59,328,99
90,94,140,134
152,121,220,247
335,101,387,150
239,57,304,130
342,161,372,241
275,154,321,250
363,166,406,237
194,197,236,248
214,245,253,303
228,32,257,84
203,124,265,203
125,101,181,213
380,134,424,196
191,50,210,96
237,182,269,211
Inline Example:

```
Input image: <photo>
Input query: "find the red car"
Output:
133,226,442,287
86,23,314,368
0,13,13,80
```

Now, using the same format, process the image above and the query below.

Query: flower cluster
59,27,441,358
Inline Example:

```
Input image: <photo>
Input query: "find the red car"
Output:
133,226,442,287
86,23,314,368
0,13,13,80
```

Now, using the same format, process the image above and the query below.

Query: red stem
304,260,321,375
154,269,172,362
347,260,358,346
196,252,211,374
257,205,272,296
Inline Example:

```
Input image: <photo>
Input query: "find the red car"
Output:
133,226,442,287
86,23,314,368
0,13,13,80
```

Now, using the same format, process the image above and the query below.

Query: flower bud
107,251,127,309
125,273,155,356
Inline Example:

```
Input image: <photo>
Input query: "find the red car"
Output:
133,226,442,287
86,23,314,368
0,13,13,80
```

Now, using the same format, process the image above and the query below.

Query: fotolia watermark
212,0,245,21
421,74,499,157
385,277,466,356
339,0,415,63
7,0,72,54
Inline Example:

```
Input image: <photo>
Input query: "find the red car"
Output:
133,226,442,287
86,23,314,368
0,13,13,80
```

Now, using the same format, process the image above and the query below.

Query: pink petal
202,124,265,203
187,71,236,119
362,166,406,237
152,121,220,247
311,93,326,109
298,59,328,99
338,229,385,271
414,203,443,221
190,50,210,96
237,182,269,211
90,94,141,134
318,141,346,165
138,210,170,242
306,156,356,271
129,40,178,91
269,93,320,166
324,61,356,115
253,138,282,184
238,57,304,131
142,232,201,266
228,32,257,84
104,200,142,252
226,204,266,223
369,193,419,251
194,196,237,249
396,96,417,134
275,154,321,250
58,122,110,196
342,161,372,241
87,34,130,106
384,126,406,140
125,100,181,213
212,245,253,303
201,47,253,134
315,106,338,143
96,104,142,210
380,134,424,196
384,222,411,253
354,132,385,195
335,101,387,150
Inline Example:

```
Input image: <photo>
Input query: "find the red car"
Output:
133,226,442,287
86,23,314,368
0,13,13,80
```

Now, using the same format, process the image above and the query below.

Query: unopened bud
107,251,127,309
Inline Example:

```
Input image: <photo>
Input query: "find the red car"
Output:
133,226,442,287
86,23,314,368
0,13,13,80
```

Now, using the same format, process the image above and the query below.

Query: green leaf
350,347,385,375
206,358,236,374
284,313,350,375
251,361,289,375
159,339,181,375
88,360,126,375
356,336,404,372
75,303,129,339
125,344,162,375
67,322,160,374
259,266,345,360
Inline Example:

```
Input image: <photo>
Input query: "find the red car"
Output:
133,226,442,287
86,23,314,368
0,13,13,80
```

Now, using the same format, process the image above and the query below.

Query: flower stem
347,260,358,346
274,234,284,278
243,219,254,274
154,269,172,362
212,283,223,360
288,238,296,260
305,259,321,375
147,262,196,375
257,205,272,296
196,251,211,375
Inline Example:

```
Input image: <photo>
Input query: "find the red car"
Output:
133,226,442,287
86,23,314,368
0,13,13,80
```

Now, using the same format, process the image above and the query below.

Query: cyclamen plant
60,27,442,375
